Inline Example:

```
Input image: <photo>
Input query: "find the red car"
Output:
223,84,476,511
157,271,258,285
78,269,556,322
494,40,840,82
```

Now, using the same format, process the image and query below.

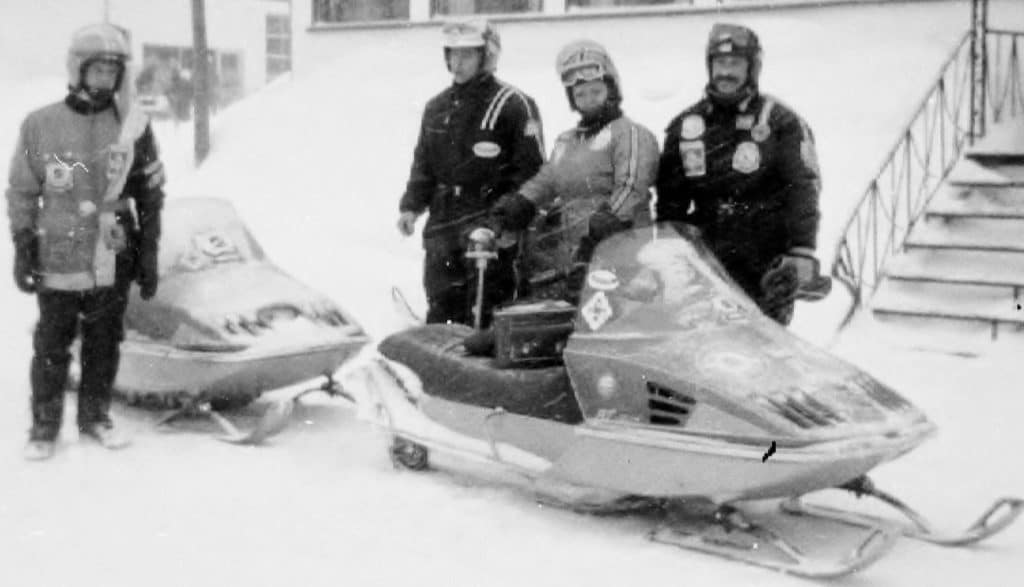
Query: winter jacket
655,92,820,295
400,73,545,251
518,114,659,294
6,94,164,291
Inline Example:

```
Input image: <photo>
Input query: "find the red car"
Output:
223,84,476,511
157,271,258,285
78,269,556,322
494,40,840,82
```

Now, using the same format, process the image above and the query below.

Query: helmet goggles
708,23,758,57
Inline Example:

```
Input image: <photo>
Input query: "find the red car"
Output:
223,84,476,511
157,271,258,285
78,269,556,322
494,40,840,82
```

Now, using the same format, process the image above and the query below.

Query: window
432,0,542,15
313,0,410,23
266,14,292,81
567,0,689,8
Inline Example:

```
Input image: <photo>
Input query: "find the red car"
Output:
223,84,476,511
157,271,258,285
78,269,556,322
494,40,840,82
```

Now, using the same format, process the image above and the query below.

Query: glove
587,209,629,243
489,193,537,232
143,159,166,190
13,229,39,294
396,210,419,236
776,249,820,290
137,240,159,300
759,250,819,325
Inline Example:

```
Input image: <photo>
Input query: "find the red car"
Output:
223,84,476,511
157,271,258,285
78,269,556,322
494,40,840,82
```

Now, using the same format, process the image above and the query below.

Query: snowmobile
351,223,1022,579
114,197,370,443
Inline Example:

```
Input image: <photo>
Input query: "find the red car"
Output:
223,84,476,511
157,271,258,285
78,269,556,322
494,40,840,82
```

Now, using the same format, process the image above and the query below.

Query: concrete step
884,249,1024,289
925,184,1024,219
871,279,1024,332
966,120,1024,164
947,157,1024,187
905,216,1024,253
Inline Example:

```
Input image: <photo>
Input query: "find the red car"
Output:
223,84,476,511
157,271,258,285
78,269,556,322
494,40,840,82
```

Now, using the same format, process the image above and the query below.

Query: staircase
871,118,1024,343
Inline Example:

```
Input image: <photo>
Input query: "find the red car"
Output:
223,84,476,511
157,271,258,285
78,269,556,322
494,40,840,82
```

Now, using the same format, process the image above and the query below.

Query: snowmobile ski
649,502,898,579
781,476,1024,547
156,397,294,445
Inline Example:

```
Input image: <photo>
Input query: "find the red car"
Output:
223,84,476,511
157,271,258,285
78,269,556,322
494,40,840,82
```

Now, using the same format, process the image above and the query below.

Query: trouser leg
76,284,129,428
30,290,80,440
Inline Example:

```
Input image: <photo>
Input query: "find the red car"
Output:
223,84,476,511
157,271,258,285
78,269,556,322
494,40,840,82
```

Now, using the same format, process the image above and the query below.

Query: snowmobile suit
400,73,545,325
6,93,164,440
655,92,820,323
518,113,659,302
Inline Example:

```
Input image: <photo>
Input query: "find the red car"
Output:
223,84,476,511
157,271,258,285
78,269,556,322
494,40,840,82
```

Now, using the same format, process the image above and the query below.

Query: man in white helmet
397,18,545,327
6,23,166,460
656,23,823,325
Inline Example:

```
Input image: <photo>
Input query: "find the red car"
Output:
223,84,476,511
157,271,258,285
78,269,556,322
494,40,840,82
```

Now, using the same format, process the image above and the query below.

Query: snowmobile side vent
762,389,843,429
646,382,697,426
853,374,911,411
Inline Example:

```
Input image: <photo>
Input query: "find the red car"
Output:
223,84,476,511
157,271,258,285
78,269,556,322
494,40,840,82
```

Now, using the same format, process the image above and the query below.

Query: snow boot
23,439,57,461
80,421,131,449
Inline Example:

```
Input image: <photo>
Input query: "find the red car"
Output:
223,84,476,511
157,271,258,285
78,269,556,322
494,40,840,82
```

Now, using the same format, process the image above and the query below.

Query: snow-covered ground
1,1,1023,585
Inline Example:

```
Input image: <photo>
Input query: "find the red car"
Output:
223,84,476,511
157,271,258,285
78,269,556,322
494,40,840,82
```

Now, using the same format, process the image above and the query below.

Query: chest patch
105,144,130,181
732,141,761,174
44,160,75,192
679,140,706,178
473,141,502,158
681,115,705,140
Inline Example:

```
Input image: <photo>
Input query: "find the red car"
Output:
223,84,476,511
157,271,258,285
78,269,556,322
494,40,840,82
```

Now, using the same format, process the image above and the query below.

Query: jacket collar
64,91,117,116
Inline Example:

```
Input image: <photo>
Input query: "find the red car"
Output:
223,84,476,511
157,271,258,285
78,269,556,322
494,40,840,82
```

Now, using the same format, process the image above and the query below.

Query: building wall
0,0,287,94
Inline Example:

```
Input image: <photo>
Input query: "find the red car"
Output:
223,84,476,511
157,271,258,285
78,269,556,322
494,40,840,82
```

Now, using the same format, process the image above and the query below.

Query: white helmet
555,40,622,109
441,18,501,74
66,23,131,94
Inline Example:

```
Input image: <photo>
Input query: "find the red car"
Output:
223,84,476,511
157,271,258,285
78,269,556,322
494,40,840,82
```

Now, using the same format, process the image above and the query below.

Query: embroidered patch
681,115,705,140
473,141,502,158
524,120,541,137
44,161,74,191
587,269,620,291
751,123,771,143
581,291,614,330
589,127,612,151
735,115,755,131
732,141,761,174
679,140,706,177
105,145,130,181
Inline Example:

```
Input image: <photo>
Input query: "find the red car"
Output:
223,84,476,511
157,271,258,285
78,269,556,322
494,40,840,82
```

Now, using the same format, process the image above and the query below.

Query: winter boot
80,421,131,449
23,439,57,461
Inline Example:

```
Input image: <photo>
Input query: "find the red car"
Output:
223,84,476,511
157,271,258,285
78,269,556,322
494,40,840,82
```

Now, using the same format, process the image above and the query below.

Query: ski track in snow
1,2,1023,585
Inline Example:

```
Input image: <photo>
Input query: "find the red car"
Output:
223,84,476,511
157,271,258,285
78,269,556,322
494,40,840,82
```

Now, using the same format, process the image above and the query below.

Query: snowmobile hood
562,224,930,445
124,198,367,351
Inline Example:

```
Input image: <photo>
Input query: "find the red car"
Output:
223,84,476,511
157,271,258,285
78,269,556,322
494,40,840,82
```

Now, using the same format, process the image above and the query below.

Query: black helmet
706,23,763,90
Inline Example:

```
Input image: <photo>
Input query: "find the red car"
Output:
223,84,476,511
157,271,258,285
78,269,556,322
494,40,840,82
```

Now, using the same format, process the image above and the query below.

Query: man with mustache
655,23,822,325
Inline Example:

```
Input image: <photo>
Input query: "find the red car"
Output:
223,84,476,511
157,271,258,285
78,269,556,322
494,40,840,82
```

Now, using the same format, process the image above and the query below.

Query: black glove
587,209,629,243
490,193,537,232
13,229,39,294
759,258,799,325
137,240,159,300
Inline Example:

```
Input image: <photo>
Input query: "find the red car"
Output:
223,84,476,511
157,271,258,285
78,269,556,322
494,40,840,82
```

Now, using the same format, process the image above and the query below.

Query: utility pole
192,0,211,165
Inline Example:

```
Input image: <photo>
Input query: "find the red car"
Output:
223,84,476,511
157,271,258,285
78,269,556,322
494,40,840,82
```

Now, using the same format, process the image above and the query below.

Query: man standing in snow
6,23,166,460
397,18,545,327
656,23,822,325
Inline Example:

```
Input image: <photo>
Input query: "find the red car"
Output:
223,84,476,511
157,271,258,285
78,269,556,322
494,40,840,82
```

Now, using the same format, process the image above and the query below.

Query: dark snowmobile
115,197,369,443
353,223,1021,578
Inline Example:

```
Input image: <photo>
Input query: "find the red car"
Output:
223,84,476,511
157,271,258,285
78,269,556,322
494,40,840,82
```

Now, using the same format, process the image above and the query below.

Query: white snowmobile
352,223,1021,579
115,197,369,443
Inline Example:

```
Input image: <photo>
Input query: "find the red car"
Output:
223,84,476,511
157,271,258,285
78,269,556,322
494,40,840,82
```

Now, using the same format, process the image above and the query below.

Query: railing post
970,0,989,141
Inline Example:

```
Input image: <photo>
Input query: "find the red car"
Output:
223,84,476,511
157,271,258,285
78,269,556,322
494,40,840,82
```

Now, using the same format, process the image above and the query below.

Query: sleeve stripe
480,86,513,131
485,87,516,131
610,124,640,213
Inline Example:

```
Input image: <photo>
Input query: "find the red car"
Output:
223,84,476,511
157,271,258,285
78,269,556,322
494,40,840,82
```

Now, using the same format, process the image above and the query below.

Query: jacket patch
801,139,819,173
525,120,541,137
735,115,754,131
44,161,74,192
751,123,771,143
679,140,706,177
732,141,761,174
105,145,130,181
681,115,705,140
473,141,502,158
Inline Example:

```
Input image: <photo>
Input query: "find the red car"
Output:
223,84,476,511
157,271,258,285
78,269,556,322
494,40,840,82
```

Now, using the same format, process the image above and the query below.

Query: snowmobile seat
379,324,584,424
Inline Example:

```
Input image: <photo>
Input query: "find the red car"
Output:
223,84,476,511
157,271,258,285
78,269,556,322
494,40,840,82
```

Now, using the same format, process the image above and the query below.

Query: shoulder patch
525,119,540,137
681,115,705,140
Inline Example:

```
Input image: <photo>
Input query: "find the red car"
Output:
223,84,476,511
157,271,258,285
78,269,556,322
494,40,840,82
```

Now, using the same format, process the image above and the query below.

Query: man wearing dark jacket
6,23,165,460
398,18,545,327
656,23,822,325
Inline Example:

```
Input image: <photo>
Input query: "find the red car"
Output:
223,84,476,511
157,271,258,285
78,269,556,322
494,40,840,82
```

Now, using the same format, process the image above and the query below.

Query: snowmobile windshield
574,222,762,337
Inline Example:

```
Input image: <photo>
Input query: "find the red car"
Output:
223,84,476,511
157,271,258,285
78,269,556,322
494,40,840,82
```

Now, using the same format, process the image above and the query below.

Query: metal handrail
830,29,1024,327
